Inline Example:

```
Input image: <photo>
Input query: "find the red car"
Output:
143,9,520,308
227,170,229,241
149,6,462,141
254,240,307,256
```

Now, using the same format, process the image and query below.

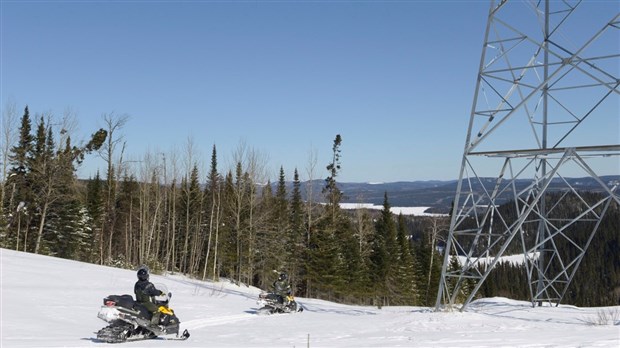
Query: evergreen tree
5,106,34,250
178,164,202,273
228,162,250,284
414,229,442,306
307,215,342,300
273,166,289,269
289,168,305,294
275,166,288,230
254,179,275,289
29,115,55,254
46,136,85,259
114,173,139,266
394,213,417,305
86,171,105,262
370,193,398,306
335,216,363,303
100,163,118,265
202,144,221,281
446,255,466,303
308,134,346,301
23,114,104,256
350,207,375,303
323,134,343,222
220,170,238,280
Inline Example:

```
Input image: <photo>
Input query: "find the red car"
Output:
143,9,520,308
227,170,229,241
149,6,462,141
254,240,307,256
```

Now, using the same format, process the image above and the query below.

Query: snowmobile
256,291,303,314
96,284,190,343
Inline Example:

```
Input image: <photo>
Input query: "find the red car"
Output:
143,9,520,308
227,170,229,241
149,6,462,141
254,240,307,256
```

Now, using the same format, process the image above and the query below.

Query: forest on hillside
1,107,618,307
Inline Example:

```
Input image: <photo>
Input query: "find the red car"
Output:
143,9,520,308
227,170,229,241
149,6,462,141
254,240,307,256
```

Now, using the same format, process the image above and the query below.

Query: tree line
1,106,449,306
1,106,617,307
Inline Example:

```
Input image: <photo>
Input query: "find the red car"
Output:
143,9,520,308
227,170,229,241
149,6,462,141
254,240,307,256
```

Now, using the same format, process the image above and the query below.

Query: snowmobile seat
103,294,135,309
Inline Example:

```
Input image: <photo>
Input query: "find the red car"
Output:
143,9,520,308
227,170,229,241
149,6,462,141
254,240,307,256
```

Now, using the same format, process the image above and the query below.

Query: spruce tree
308,134,346,300
415,230,443,306
274,166,289,268
178,164,202,274
202,144,220,281
323,134,342,222
86,171,105,262
394,213,417,305
370,193,398,306
254,179,274,289
220,170,238,280
47,136,84,259
29,115,55,254
351,207,375,303
307,216,342,300
115,173,139,266
275,167,288,227
5,107,34,250
289,168,305,293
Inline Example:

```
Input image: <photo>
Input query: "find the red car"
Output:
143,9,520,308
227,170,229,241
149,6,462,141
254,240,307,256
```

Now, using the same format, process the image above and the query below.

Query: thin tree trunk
99,219,105,265
183,188,191,273
147,200,162,263
202,195,216,280
34,184,52,254
15,212,21,252
171,183,177,271
212,187,221,281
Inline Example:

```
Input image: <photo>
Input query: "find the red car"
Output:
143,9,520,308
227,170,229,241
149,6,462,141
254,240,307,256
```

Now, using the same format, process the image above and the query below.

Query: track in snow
180,313,258,330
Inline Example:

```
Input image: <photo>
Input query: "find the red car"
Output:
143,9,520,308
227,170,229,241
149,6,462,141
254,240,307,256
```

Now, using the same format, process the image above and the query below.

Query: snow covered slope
1,248,618,347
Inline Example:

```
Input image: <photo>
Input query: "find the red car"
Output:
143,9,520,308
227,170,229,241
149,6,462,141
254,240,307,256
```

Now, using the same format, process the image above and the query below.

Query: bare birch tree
98,112,129,264
304,146,318,244
1,101,18,187
136,150,163,265
426,215,448,296
1,100,19,235
243,146,268,286
303,146,319,296
227,140,270,285
178,137,204,274
163,149,180,272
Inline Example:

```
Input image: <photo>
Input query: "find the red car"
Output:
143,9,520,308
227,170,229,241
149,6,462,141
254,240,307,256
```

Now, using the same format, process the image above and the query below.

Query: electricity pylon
435,0,619,311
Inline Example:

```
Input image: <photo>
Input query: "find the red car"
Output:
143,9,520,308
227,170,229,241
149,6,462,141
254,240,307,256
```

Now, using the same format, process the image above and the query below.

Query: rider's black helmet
278,272,288,281
137,266,149,281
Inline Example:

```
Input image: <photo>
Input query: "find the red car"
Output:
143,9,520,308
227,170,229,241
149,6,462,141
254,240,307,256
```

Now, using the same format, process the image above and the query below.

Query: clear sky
1,0,617,183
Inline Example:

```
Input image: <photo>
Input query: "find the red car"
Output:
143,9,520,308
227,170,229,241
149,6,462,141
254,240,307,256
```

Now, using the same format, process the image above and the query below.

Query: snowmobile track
95,323,189,343
180,313,257,330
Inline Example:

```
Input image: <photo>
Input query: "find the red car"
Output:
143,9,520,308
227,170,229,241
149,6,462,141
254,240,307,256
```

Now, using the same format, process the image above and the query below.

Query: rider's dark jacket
134,279,162,312
273,279,291,298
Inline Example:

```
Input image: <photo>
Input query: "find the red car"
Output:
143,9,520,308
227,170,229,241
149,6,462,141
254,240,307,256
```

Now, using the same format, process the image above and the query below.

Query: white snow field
1,248,619,347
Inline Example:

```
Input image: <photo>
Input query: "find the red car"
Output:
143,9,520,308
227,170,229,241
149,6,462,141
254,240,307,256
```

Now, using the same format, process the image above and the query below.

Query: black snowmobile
96,284,190,343
256,291,303,314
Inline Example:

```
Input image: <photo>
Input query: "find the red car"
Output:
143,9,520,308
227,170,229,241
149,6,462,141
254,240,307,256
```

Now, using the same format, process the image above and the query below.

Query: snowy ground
1,248,618,347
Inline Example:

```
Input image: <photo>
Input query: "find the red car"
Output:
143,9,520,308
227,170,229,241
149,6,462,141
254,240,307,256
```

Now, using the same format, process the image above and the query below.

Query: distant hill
291,175,620,213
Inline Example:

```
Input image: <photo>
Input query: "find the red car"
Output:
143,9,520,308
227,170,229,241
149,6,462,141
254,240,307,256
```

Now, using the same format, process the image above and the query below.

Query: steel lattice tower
436,0,619,310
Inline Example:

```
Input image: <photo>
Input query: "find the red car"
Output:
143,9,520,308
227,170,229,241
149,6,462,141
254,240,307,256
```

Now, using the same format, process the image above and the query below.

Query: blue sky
1,0,617,183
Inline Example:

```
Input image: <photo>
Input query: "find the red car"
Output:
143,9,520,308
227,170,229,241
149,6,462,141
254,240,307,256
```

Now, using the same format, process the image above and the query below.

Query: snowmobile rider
272,272,292,305
134,266,165,327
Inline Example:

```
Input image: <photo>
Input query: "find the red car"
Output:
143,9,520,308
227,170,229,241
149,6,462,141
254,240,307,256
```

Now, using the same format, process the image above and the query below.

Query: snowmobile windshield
153,283,170,302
